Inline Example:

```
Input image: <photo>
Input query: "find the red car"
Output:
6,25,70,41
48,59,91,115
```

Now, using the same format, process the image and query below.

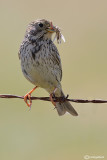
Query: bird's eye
39,23,43,27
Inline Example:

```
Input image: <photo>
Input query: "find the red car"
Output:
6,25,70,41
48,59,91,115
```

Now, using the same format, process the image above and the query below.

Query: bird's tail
55,90,78,116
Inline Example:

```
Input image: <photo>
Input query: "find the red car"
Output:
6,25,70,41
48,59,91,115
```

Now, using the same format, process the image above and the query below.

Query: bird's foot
24,93,32,108
24,86,38,109
50,88,58,106
50,93,56,106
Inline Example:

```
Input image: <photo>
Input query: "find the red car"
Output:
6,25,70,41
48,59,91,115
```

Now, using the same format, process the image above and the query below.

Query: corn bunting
18,19,78,116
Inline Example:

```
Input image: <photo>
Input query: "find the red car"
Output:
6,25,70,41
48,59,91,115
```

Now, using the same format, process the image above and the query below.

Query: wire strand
0,94,107,103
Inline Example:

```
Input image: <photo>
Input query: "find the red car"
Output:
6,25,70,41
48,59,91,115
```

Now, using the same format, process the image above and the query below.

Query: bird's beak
47,22,56,33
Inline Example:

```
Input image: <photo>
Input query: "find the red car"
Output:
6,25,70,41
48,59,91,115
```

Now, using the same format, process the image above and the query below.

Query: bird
18,19,78,116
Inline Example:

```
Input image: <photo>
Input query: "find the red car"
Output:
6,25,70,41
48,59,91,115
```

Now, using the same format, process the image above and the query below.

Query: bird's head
25,19,65,43
26,19,56,41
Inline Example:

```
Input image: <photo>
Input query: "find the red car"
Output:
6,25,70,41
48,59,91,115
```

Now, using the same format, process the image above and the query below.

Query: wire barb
0,94,107,103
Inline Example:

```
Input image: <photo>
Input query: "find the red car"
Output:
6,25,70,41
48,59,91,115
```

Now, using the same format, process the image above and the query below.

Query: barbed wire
0,94,107,103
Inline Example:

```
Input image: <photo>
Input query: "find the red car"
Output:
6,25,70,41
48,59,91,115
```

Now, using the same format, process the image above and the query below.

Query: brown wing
49,42,62,82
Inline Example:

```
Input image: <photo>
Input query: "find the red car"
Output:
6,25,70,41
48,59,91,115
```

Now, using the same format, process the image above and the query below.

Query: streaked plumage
19,19,78,116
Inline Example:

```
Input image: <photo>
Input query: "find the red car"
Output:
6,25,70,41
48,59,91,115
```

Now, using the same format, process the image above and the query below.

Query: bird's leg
24,86,38,108
50,88,57,106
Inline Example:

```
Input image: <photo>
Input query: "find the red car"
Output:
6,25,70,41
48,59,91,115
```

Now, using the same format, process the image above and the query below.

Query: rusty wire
0,94,107,103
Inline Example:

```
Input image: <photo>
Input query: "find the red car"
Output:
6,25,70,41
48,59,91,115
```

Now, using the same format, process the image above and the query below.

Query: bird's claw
24,93,32,109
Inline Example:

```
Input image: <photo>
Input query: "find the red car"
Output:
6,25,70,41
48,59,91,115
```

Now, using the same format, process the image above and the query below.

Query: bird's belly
21,59,58,92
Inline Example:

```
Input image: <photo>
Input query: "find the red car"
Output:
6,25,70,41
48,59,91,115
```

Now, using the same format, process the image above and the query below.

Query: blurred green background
0,0,107,160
